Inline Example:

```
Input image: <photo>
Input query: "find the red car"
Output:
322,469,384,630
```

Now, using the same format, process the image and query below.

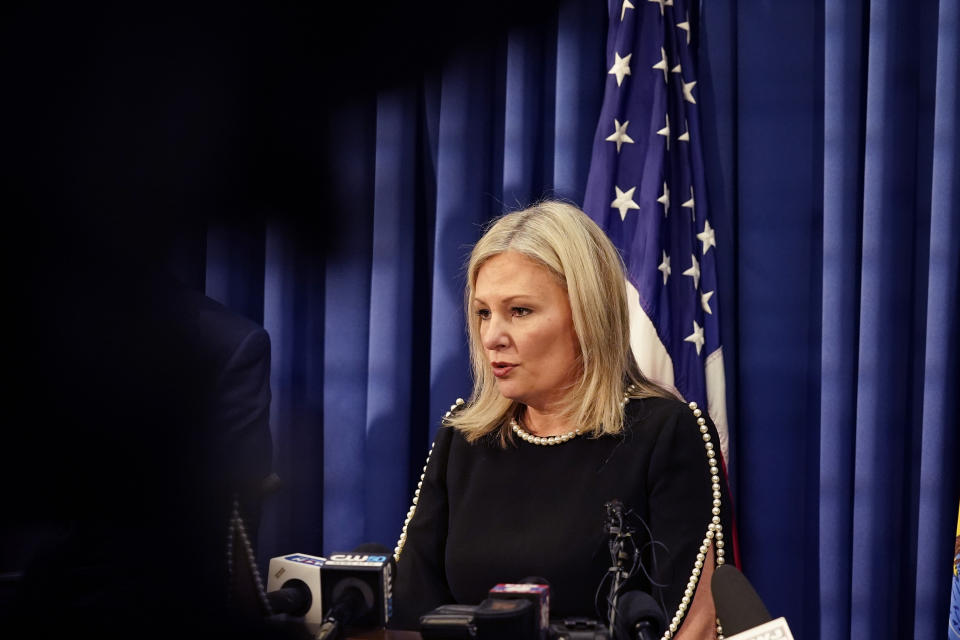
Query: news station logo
327,553,389,566
284,554,326,567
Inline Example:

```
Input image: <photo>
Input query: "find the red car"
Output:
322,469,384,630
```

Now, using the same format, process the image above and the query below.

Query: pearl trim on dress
393,398,465,562
660,401,725,640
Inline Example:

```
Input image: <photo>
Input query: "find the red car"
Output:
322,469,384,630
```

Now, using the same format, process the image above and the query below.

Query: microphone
711,565,794,640
316,543,395,640
419,577,547,639
420,600,536,640
603,499,636,633
474,598,537,639
488,577,550,639
267,581,312,616
266,553,327,631
612,591,665,640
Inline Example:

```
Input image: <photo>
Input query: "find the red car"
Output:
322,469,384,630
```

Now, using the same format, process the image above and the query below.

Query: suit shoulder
624,395,694,429
622,395,712,451
166,287,269,365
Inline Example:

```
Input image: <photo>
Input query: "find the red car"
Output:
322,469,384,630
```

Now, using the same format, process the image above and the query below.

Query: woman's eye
476,309,491,320
512,307,531,317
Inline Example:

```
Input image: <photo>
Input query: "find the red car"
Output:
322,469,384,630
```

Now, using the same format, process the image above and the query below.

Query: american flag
582,0,729,465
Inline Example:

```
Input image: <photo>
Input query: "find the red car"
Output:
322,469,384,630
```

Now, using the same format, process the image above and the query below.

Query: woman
392,201,733,639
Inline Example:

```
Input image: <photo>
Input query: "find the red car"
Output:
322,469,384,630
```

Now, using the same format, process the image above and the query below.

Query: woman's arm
673,546,719,640
390,425,456,629
645,401,732,639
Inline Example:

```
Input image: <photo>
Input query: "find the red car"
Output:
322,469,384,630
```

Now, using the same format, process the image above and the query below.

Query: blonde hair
448,200,674,444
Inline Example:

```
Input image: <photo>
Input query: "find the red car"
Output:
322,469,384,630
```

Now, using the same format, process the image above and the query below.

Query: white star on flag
620,0,634,21
608,52,632,87
605,119,634,153
684,320,705,355
682,254,700,289
697,219,716,255
611,186,640,220
677,14,691,45
648,0,673,16
657,181,670,216
701,290,714,314
671,63,682,74
682,80,697,104
681,185,695,218
652,47,668,83
657,113,670,150
658,251,671,284
678,122,690,142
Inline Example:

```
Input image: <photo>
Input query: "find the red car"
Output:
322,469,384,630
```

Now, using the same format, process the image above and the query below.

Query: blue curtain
189,0,959,637
698,1,960,639
242,2,608,559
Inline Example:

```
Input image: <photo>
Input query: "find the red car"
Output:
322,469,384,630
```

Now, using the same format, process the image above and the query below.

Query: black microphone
488,576,550,639
419,577,546,639
603,499,635,633
710,565,771,636
266,579,313,616
316,543,395,640
612,591,665,640
711,565,794,639
474,598,537,639
266,553,327,631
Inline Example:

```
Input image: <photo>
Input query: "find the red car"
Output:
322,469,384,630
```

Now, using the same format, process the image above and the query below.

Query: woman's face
473,251,581,412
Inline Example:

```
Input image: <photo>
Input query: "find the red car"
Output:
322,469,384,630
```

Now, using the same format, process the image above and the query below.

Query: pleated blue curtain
822,1,959,638
702,3,828,636
194,0,960,637
209,2,608,560
916,3,960,636
699,1,960,638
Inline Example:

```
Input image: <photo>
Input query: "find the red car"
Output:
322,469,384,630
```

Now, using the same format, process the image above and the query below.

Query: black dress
392,396,734,635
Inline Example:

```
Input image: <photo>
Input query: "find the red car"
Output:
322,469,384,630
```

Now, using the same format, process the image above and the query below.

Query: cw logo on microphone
328,554,388,563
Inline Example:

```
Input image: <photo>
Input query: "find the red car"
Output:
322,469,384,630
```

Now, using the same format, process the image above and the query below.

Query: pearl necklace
510,384,637,446
510,418,581,445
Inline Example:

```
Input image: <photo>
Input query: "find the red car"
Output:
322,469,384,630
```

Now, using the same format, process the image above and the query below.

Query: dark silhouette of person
4,234,278,638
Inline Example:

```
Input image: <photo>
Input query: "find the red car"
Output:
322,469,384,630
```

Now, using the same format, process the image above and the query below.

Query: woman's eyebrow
473,293,535,304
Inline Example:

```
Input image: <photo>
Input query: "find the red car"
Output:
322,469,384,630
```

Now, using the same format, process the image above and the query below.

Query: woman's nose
481,314,509,350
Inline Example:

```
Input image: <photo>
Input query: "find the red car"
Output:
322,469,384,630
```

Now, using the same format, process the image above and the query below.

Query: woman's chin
494,382,523,403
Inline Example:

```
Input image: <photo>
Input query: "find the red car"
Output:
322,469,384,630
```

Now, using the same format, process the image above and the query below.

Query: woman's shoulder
434,397,477,448
623,394,697,427
621,395,712,449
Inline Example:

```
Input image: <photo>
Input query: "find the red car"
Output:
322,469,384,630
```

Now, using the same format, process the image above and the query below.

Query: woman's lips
491,362,517,378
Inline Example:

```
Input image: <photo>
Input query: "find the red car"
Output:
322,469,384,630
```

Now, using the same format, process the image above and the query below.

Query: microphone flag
266,553,327,630
724,617,795,640
320,550,394,629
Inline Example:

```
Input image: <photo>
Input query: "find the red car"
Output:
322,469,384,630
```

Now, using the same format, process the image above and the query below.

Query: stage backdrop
171,1,958,638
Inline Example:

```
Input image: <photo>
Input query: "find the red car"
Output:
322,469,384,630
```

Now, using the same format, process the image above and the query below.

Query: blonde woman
392,202,733,639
